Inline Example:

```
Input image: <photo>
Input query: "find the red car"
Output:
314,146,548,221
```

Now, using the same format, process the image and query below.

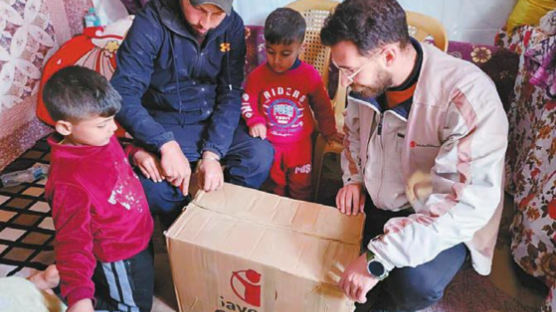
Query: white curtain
233,0,518,45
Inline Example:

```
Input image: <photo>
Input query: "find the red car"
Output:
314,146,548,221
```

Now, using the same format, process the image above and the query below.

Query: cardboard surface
166,183,363,312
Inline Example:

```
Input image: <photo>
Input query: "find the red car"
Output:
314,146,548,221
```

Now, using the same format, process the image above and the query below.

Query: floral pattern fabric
497,25,556,312
0,0,55,112
447,41,520,111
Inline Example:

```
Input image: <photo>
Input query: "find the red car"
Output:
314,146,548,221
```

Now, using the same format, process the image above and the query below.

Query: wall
0,0,92,170
397,0,517,44
233,0,518,45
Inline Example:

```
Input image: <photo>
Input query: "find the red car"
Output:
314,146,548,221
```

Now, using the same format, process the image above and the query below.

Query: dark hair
320,0,409,55
264,8,306,45
43,66,121,122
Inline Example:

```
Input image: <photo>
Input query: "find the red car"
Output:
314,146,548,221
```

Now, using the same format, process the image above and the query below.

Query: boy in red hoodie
241,8,342,200
43,66,154,312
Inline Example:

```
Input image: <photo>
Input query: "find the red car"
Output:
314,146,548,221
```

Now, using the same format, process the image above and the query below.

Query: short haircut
42,66,121,122
264,8,306,45
320,0,410,55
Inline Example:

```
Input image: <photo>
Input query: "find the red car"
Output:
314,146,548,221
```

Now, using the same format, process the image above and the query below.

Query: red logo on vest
230,269,261,307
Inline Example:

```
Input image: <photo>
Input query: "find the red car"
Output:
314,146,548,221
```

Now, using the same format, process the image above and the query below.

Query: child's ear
54,120,72,136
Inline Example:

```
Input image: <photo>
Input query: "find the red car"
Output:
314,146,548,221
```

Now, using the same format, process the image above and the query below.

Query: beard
351,69,393,98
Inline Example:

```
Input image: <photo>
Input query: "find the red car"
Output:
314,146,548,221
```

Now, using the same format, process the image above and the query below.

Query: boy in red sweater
43,66,154,312
241,8,342,200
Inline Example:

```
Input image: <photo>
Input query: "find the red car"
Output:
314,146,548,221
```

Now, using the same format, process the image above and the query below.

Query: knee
246,139,274,171
385,271,445,310
139,177,186,215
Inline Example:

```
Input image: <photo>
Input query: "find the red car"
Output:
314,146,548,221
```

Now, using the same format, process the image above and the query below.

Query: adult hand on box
160,140,191,195
339,253,379,303
336,183,365,215
196,151,224,192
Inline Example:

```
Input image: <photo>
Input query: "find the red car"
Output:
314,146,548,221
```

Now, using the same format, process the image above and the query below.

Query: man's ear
381,44,397,67
54,120,72,136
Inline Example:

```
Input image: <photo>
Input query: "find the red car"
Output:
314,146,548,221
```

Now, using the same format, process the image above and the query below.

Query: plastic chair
406,10,448,51
285,0,345,201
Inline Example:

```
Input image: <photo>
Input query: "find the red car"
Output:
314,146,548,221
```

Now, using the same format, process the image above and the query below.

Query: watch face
368,260,385,277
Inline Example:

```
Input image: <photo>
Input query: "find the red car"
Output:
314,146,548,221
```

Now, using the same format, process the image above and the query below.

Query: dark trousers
139,123,274,228
92,245,154,312
356,197,468,312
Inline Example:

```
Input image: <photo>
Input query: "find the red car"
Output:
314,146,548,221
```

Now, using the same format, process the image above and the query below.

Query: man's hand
132,147,164,183
339,253,379,303
67,298,94,312
325,132,344,144
336,183,365,215
160,140,191,195
249,123,267,139
196,151,224,192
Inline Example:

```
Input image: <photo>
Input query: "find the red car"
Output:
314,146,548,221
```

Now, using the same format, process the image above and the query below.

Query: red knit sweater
45,135,153,307
241,61,336,143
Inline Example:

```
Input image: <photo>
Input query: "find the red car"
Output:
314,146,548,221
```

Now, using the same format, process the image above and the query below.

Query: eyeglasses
331,59,373,84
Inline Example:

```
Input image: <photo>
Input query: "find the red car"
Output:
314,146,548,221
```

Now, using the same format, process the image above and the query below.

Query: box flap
189,183,363,244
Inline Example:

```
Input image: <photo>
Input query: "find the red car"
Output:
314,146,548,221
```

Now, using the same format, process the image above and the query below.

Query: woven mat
0,136,54,277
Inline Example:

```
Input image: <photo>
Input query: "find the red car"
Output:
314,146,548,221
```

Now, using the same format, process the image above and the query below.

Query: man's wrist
201,150,221,161
365,249,390,281
201,156,220,162
160,140,179,154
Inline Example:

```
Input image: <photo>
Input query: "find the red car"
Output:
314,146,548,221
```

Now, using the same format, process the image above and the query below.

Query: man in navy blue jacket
112,0,273,226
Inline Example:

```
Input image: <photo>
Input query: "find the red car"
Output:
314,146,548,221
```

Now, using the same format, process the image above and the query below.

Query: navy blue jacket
111,0,246,158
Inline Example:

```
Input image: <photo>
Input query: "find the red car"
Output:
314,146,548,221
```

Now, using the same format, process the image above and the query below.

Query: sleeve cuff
201,146,223,159
66,286,94,307
153,131,176,151
367,239,396,272
124,144,142,164
246,117,266,128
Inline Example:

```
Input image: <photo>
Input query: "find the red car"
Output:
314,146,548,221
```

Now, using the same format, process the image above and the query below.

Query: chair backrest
285,0,339,86
406,11,448,51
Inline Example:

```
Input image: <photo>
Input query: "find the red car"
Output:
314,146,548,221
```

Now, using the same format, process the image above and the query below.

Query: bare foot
28,264,60,293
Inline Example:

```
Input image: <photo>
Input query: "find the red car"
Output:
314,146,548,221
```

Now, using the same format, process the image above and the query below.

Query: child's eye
97,124,106,129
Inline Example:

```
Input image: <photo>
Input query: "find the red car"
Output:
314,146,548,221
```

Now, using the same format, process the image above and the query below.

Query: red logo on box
230,269,261,307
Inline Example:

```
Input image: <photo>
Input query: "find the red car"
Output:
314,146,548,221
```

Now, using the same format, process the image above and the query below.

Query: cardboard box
165,183,363,312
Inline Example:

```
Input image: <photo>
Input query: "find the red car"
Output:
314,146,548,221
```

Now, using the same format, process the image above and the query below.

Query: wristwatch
365,250,389,281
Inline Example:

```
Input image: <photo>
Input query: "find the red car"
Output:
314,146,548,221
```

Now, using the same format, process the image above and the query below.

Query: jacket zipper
376,113,385,207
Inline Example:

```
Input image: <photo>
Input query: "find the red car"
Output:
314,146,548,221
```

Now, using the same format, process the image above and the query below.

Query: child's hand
249,124,267,140
325,132,344,144
133,147,164,183
67,298,94,312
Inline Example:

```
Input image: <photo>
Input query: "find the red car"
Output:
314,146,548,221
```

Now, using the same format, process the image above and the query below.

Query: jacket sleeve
241,72,266,127
340,97,364,185
308,70,337,138
201,14,246,157
50,183,96,307
367,82,508,273
112,10,175,151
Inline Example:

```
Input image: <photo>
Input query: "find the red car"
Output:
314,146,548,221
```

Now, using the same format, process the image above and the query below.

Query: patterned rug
0,137,54,277
0,136,547,312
